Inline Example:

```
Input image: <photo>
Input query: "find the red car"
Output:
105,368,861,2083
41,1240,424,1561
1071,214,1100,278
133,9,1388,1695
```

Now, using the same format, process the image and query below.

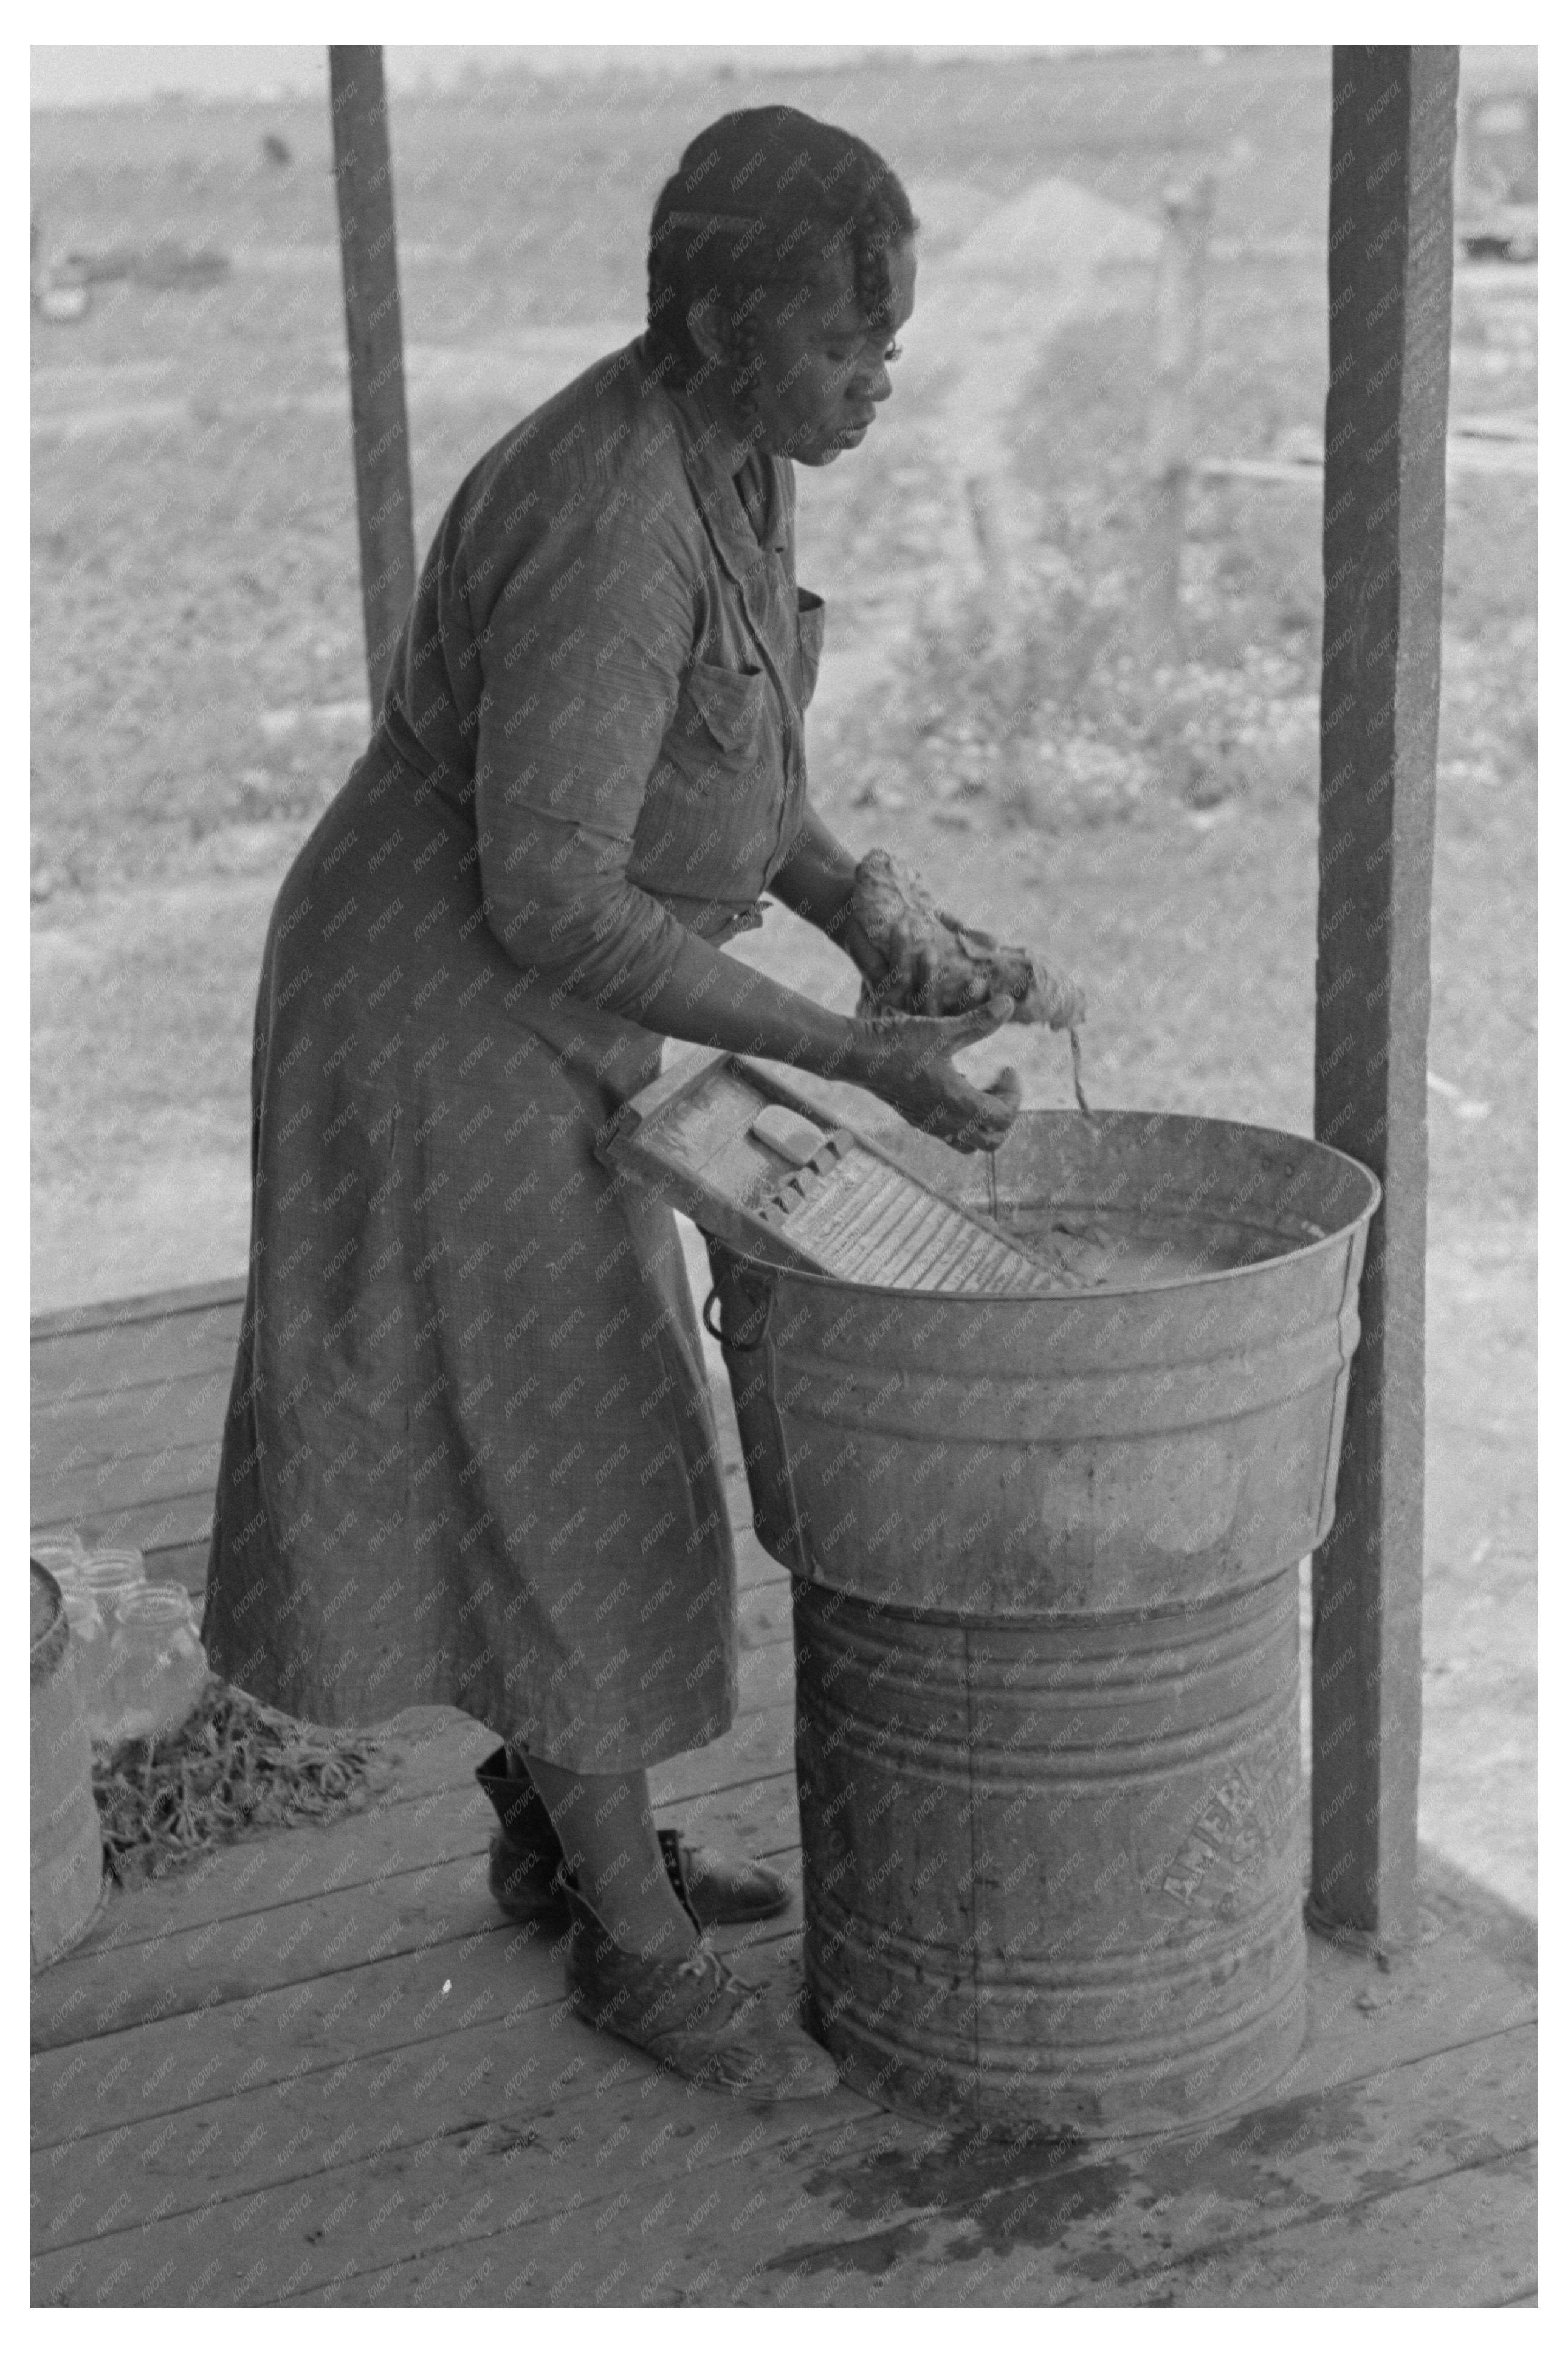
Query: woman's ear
685,295,733,370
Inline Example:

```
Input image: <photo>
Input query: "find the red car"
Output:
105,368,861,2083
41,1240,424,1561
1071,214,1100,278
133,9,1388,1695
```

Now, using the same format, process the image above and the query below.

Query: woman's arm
629,933,1019,1151
767,801,901,994
766,801,859,941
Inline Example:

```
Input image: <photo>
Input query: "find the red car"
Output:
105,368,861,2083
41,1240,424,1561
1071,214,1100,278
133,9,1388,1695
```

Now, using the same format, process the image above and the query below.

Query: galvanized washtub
703,1108,1380,2137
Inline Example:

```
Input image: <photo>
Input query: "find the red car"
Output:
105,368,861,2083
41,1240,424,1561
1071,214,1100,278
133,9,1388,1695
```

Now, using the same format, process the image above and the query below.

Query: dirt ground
31,49,1536,1912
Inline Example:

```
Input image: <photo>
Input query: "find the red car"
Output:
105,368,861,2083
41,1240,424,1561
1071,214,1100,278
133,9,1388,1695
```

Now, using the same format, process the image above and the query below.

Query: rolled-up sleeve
467,483,699,1016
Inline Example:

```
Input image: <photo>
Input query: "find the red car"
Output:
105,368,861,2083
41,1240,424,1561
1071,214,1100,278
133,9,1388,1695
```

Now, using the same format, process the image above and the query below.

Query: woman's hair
645,106,916,405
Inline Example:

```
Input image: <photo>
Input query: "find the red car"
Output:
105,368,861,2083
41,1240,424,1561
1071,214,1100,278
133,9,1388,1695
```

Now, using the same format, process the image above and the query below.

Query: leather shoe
562,1878,839,2101
474,1745,790,1929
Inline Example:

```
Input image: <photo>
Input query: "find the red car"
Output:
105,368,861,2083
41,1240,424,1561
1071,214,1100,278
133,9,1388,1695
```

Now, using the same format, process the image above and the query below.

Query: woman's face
722,239,918,467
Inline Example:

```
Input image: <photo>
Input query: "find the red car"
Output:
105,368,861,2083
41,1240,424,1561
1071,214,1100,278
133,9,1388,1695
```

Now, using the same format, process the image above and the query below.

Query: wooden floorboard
31,1433,224,1529
30,1737,1538,2312
30,1486,216,1559
281,2036,1534,2309
30,1290,246,1408
29,1752,1530,2146
30,1399,230,1522
32,1360,232,1443
30,1281,1536,2306
31,1277,249,1341
29,1817,794,2155
30,2006,1535,2308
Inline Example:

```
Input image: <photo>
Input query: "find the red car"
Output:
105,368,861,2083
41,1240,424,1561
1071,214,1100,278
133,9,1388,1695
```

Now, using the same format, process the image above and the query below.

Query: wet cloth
202,336,825,1771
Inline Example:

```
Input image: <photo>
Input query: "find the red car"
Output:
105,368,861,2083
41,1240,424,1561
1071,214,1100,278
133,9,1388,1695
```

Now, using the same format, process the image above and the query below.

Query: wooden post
1310,46,1459,1944
328,46,416,717
1136,174,1214,666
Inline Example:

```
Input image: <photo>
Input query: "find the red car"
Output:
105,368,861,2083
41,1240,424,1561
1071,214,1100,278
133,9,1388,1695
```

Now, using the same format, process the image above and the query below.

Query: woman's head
645,106,918,466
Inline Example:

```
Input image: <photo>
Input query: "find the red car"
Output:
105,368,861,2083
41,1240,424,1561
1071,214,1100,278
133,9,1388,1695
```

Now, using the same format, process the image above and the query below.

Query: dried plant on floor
92,1678,384,1887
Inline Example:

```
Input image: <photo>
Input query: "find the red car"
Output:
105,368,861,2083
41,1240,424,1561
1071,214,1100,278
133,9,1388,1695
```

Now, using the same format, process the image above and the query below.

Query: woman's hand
847,997,1022,1154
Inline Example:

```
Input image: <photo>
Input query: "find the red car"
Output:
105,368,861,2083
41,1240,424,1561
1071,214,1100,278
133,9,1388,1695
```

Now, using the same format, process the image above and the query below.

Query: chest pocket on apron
631,658,782,901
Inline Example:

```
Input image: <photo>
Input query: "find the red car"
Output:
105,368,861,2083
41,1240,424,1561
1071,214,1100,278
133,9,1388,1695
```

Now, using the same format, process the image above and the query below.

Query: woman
204,106,1080,2102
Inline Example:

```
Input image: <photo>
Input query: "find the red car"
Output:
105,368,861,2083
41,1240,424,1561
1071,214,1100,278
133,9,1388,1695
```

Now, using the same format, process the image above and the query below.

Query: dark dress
202,336,825,1771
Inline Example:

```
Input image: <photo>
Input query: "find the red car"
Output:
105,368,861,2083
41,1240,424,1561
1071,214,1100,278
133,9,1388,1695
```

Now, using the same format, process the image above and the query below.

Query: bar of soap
749,1103,830,1166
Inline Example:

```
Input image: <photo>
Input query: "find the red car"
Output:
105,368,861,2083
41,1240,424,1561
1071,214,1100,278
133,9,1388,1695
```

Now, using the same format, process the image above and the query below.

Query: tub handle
702,1267,776,1353
700,1262,808,1575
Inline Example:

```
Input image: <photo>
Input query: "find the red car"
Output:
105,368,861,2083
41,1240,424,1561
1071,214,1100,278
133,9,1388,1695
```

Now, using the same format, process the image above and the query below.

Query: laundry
850,845,1085,1028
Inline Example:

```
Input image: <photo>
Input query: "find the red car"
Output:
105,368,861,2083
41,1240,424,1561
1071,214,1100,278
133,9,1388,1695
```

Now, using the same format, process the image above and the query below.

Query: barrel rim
788,1560,1302,1632
712,1109,1382,1304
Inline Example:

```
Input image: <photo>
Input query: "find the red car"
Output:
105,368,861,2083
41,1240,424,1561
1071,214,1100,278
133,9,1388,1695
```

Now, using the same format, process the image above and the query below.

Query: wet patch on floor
765,2079,1376,2285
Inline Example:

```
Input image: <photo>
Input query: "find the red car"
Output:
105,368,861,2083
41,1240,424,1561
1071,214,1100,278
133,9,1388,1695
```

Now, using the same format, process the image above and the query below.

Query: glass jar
30,1529,91,1583
81,1550,148,1627
104,1586,209,1744
58,1583,114,1742
86,1543,145,1577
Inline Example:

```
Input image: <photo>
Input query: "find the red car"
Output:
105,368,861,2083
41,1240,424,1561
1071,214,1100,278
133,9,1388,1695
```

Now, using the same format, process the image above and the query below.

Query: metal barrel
706,1109,1379,2135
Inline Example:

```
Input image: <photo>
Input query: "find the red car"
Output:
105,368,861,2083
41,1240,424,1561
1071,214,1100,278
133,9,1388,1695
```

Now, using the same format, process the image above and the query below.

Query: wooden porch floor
31,1281,1538,2307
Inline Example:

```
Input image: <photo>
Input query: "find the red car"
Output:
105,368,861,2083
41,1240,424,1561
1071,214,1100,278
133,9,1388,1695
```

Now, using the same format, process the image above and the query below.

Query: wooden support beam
1310,46,1460,1943
328,46,416,717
